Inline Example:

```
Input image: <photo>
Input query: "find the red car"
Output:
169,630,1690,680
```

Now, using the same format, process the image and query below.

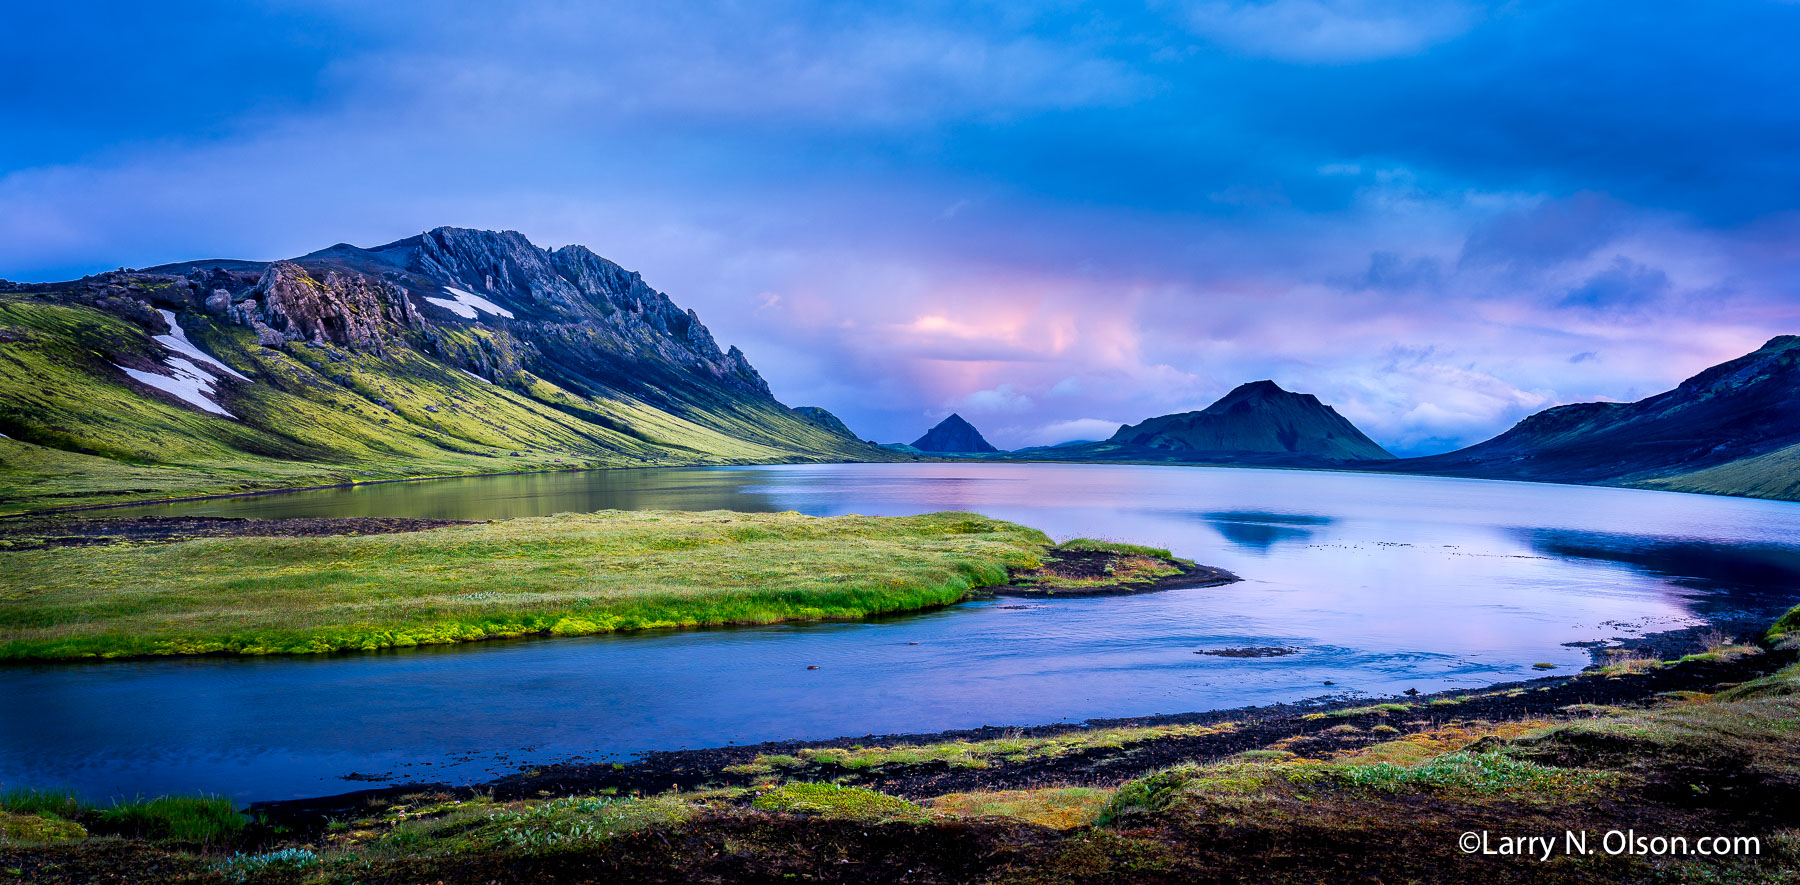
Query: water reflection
1199,511,1334,552
1518,528,1800,623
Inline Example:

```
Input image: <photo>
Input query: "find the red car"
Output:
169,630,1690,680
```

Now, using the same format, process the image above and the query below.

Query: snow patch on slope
155,310,249,381
426,286,515,320
114,310,248,418
117,358,237,418
459,368,494,384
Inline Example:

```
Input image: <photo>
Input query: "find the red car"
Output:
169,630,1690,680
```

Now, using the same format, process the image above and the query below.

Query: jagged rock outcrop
911,413,999,453
793,406,858,438
233,262,419,353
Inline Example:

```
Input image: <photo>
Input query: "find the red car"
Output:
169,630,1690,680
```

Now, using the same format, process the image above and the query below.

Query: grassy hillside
1634,441,1800,501
0,295,892,513
0,510,1049,660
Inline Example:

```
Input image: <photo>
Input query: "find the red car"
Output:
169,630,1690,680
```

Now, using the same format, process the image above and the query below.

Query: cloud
1350,251,1442,291
1458,192,1632,274
959,383,1034,414
1017,418,1126,447
1185,0,1482,63
1558,257,1671,314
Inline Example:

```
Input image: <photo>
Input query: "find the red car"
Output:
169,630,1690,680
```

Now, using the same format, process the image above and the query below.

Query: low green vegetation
927,787,1114,830
0,510,1049,660
95,796,246,844
214,848,320,883
0,811,86,844
1769,603,1800,643
725,723,1237,775
1588,649,1665,677
1054,538,1175,559
750,783,928,824
1101,745,1613,828
383,794,703,856
1303,702,1412,721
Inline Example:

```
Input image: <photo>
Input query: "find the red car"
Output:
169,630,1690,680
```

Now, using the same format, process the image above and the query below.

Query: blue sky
5,1,1799,453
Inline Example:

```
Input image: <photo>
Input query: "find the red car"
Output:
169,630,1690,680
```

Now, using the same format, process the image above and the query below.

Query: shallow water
7,463,1800,802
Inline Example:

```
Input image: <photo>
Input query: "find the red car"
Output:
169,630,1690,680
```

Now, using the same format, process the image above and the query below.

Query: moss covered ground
0,510,1051,660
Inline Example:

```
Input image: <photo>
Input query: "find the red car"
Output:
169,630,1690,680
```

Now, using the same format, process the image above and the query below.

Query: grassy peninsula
0,510,1072,661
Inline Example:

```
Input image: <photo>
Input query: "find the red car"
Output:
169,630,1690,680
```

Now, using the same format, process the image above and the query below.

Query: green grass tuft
1769,604,1800,643
96,796,245,844
1054,538,1176,559
2,790,242,845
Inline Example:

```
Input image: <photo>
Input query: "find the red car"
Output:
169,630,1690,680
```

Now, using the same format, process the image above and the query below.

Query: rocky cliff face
911,413,999,453
354,228,772,398
228,262,420,352
1107,381,1393,461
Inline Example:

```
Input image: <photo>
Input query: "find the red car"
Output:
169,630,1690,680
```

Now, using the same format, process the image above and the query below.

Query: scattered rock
1197,646,1301,658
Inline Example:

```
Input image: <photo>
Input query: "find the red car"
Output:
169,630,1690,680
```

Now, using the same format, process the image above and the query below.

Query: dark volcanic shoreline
0,515,476,550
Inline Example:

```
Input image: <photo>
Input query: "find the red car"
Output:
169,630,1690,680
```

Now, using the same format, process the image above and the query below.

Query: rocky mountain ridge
138,227,772,403
0,227,893,511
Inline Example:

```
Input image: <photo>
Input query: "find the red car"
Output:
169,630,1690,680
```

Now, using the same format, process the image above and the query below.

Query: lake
5,462,1799,803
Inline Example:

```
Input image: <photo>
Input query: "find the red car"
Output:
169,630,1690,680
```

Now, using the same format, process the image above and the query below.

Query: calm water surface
6,463,1800,802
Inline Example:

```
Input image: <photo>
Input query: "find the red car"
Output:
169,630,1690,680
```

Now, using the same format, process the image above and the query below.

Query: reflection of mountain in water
1201,511,1334,552
1518,528,1800,625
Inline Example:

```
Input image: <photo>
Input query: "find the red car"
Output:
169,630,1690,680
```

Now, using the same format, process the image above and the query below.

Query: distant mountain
792,406,857,439
1012,439,1099,453
911,413,999,453
1386,336,1800,500
1096,381,1392,462
0,227,891,511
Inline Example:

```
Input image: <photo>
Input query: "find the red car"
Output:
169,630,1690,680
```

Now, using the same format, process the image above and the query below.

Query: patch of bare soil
0,515,473,550
1002,548,1239,596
